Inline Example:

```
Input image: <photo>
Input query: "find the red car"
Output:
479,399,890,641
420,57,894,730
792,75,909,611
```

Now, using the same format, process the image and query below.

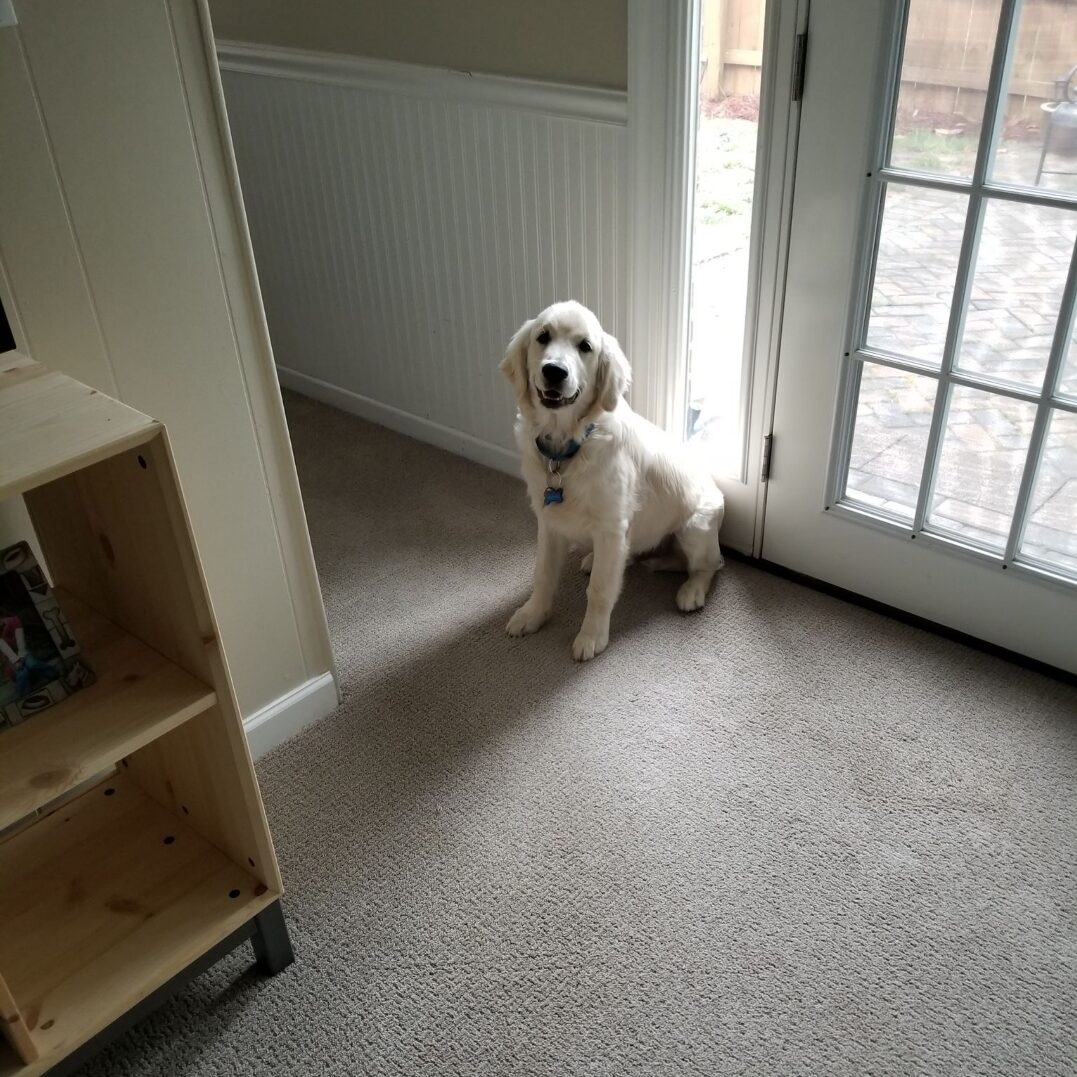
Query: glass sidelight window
834,0,1077,583
687,0,770,475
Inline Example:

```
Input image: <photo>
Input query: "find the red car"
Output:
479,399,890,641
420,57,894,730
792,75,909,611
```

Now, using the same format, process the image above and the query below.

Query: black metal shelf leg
251,899,295,974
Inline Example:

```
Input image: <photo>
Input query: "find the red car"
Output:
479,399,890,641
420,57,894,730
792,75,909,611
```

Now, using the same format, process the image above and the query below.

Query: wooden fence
701,0,1077,124
700,0,763,99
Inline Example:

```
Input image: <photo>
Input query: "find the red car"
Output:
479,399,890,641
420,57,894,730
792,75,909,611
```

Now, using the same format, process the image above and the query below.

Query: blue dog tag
543,486,564,506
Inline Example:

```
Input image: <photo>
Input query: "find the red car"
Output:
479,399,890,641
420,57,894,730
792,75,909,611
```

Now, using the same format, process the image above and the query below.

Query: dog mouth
537,387,580,409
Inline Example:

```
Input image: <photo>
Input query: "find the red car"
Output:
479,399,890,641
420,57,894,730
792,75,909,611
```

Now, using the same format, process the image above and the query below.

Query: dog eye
537,330,551,345
578,340,592,353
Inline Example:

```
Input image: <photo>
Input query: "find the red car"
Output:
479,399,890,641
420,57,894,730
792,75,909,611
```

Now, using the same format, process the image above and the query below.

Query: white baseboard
277,365,522,479
244,670,338,759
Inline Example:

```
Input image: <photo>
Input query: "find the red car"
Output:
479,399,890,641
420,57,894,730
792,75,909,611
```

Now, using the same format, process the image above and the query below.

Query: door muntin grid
830,0,1077,586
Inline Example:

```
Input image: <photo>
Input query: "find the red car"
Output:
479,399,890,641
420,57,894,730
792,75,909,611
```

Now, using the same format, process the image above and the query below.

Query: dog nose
542,362,569,386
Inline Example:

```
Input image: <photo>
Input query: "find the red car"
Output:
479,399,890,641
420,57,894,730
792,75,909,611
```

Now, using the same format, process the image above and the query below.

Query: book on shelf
0,540,95,731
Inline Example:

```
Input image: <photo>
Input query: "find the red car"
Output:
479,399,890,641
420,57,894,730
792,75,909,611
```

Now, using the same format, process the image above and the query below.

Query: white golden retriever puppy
500,300,725,661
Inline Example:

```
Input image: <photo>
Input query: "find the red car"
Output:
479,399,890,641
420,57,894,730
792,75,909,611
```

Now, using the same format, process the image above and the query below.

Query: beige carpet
82,392,1077,1076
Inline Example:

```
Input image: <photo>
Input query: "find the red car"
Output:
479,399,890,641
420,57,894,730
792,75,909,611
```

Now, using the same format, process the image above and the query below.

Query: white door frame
625,0,698,441
625,0,807,554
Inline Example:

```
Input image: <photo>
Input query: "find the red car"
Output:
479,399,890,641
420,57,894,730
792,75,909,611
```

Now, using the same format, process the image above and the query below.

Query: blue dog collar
536,423,595,507
535,423,596,463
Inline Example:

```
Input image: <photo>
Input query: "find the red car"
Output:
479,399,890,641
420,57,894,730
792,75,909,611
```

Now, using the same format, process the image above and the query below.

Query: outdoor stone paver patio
868,187,1077,393
849,178,1077,574
849,369,1077,573
689,114,1077,577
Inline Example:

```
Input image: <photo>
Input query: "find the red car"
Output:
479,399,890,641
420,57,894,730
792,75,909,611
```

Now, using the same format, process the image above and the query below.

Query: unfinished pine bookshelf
0,356,293,1076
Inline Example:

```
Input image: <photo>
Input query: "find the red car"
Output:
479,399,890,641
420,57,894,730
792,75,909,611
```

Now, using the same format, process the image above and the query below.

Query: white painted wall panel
0,4,336,717
218,46,628,470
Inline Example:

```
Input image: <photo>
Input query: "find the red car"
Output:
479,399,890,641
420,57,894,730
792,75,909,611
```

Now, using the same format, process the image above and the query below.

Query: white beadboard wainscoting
217,42,628,474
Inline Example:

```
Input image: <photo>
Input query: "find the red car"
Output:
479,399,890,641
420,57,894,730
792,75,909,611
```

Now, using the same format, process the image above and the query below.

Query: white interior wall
217,44,629,474
0,1,336,727
208,0,628,90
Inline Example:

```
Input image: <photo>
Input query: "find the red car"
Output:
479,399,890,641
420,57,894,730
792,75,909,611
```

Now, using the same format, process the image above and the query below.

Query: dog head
499,301,631,423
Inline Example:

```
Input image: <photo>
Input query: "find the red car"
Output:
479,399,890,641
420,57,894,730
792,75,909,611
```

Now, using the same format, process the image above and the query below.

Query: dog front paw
676,578,708,612
572,627,609,662
579,552,593,574
506,601,550,637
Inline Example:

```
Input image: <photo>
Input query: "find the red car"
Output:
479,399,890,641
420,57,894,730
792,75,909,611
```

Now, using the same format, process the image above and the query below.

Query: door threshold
725,549,1077,687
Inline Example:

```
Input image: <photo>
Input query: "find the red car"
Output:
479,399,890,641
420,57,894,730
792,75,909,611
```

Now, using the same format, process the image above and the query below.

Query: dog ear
499,319,533,409
596,332,631,412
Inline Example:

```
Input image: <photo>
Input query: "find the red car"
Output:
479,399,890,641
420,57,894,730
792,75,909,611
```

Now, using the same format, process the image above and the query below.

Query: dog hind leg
673,508,724,613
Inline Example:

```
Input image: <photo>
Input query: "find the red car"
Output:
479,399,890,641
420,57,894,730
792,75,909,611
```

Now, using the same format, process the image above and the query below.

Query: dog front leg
572,529,627,661
506,521,568,637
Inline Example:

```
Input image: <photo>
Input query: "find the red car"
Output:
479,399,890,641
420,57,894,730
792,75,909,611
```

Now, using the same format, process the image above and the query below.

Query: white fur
500,300,725,661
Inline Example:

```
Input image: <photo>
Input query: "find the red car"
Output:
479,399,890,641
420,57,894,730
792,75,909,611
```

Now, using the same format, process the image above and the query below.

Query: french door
764,0,1077,673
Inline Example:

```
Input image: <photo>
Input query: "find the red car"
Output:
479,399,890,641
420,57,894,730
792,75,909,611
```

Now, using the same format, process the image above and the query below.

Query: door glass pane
1021,408,1077,576
928,385,1037,549
688,0,768,474
1059,322,1077,401
845,363,937,521
889,0,1001,179
835,0,1077,595
989,0,1077,195
955,201,1077,389
866,185,967,364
